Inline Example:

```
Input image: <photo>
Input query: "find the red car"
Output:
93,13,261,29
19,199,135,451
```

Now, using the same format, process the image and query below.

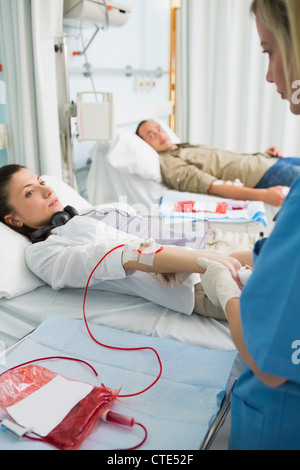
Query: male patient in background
136,120,300,206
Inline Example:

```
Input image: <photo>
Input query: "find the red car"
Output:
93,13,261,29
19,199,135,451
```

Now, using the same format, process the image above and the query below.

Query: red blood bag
0,364,119,450
174,200,227,214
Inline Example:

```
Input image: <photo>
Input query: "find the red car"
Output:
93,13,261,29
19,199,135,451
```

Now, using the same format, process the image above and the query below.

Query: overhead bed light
63,0,131,29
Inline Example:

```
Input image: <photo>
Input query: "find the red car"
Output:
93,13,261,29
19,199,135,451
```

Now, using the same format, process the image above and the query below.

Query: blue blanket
0,314,236,450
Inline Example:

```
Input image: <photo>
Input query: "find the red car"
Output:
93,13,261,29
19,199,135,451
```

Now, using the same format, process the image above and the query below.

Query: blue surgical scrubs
230,176,300,450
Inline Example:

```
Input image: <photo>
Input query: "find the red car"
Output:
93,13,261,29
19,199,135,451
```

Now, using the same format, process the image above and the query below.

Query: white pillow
0,175,92,299
0,222,45,299
107,129,162,183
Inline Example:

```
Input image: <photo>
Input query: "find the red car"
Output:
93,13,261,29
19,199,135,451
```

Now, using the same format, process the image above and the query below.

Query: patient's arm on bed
208,182,286,207
123,245,243,287
226,298,286,387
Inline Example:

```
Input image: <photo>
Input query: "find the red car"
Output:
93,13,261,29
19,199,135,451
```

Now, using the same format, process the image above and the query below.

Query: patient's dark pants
255,157,300,188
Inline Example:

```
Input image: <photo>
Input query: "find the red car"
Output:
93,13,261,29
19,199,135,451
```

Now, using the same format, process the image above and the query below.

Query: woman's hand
196,258,242,310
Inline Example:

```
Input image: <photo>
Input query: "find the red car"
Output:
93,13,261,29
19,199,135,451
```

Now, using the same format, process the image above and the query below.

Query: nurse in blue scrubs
197,0,300,450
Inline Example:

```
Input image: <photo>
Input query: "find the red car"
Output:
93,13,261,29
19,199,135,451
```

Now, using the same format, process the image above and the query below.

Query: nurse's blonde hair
250,0,300,87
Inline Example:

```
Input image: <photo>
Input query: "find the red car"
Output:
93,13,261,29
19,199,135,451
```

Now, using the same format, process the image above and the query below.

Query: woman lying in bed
0,164,254,322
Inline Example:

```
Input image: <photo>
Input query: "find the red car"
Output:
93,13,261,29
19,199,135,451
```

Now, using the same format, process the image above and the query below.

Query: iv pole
54,34,76,188
54,0,109,187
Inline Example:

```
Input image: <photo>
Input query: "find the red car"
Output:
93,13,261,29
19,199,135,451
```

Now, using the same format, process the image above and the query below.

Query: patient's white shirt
25,215,199,315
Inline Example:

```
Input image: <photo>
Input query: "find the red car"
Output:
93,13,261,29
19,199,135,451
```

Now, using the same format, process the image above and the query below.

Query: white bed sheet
0,285,235,351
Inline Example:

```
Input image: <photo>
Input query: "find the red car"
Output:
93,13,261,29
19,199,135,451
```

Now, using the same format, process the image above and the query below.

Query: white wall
64,0,171,168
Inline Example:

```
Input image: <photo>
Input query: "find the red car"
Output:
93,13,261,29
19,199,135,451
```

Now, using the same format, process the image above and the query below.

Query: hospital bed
0,174,235,351
0,174,241,450
86,124,277,235
0,314,241,451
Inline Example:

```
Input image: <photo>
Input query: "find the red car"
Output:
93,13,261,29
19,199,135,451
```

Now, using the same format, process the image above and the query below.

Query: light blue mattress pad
0,313,237,450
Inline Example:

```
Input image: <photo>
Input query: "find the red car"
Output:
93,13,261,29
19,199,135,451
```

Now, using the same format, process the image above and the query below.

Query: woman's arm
230,250,253,267
123,245,243,286
226,298,286,387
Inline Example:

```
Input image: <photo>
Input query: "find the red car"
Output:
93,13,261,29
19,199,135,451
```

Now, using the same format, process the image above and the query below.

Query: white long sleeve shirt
25,213,199,314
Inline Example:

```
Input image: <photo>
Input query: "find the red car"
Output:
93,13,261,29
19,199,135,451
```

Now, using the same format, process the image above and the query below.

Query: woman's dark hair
0,164,43,242
0,164,25,224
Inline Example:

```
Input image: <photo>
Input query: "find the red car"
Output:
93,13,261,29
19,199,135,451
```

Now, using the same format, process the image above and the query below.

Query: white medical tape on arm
139,239,163,266
122,240,141,264
122,239,163,267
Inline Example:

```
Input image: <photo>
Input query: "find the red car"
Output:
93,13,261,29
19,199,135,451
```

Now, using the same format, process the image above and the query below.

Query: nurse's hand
199,251,243,288
197,258,241,313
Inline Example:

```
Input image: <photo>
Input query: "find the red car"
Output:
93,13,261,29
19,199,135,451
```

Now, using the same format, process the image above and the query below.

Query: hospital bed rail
200,353,245,450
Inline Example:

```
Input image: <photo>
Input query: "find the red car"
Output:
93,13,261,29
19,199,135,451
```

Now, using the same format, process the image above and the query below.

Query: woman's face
256,14,300,115
4,168,64,229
